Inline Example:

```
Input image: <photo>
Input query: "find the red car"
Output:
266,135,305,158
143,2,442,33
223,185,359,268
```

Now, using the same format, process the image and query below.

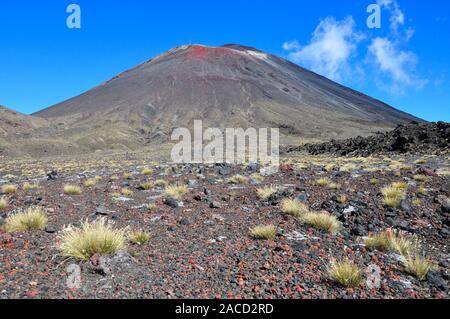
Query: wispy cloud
282,17,363,81
283,0,427,95
368,37,427,94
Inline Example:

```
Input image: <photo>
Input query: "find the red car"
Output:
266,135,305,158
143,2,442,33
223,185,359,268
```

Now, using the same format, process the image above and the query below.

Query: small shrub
5,207,48,232
228,175,249,184
328,260,363,288
303,212,341,234
281,198,309,217
404,256,432,280
57,218,127,260
251,225,277,240
128,230,151,245
1,184,17,194
0,196,8,209
256,185,277,201
64,184,82,195
164,184,188,200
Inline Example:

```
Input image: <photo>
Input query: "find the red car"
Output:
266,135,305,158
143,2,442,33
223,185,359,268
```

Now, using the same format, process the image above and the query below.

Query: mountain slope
33,44,422,148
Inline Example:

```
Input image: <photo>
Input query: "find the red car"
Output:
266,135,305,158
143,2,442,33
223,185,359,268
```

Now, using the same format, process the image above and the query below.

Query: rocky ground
284,122,450,157
0,153,449,299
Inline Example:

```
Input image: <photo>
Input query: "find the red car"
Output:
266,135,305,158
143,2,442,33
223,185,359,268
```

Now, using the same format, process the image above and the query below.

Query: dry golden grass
23,182,39,191
58,218,127,261
121,188,134,196
141,167,153,175
404,256,432,280
4,207,48,232
381,183,407,208
324,164,335,172
281,198,309,217
328,260,363,288
128,230,151,245
256,185,277,200
340,163,358,172
251,225,277,240
416,186,427,196
412,198,422,206
250,173,265,183
140,182,154,190
154,179,169,187
370,178,379,186
64,184,82,195
84,179,97,187
228,175,249,184
303,212,341,234
365,229,415,256
164,184,188,200
413,175,428,182
316,178,331,187
146,203,157,212
1,184,17,194
123,172,132,179
337,195,348,204
0,196,8,209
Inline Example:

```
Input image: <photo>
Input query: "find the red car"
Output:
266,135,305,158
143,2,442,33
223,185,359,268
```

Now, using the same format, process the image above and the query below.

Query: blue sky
0,0,448,121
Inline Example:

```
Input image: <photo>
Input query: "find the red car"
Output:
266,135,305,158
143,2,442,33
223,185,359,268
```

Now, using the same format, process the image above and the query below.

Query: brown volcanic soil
0,155,449,299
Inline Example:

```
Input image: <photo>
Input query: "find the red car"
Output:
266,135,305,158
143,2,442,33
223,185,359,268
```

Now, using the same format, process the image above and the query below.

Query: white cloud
282,17,363,81
368,37,427,93
377,0,405,31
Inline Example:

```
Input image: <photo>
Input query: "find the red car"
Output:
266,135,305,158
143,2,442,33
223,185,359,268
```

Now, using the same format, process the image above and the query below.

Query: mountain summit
3,44,423,156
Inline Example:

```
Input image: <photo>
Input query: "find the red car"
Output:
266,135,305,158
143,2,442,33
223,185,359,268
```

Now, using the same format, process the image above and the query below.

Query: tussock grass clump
23,183,39,191
256,185,277,201
303,212,341,234
140,182,154,190
251,225,277,240
154,179,168,187
328,260,363,288
413,175,428,182
5,207,48,232
58,218,127,261
281,198,309,217
128,230,151,245
0,197,8,209
370,178,379,186
121,188,134,196
84,179,97,187
228,175,249,184
123,172,132,179
404,255,432,280
164,184,188,200
324,164,335,172
412,198,422,206
337,195,348,204
64,184,82,195
1,184,17,194
381,183,407,208
250,173,265,183
340,163,358,172
365,229,415,256
141,167,153,175
416,186,427,196
146,203,157,212
316,178,331,187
